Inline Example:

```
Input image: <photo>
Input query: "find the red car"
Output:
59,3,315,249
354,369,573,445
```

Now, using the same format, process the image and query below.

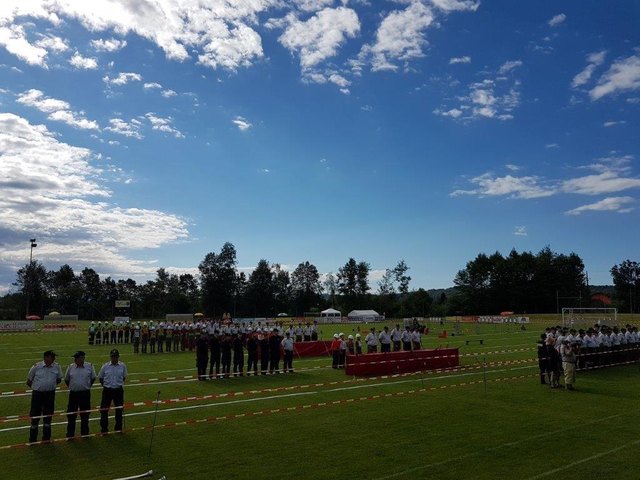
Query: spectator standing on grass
311,320,319,341
64,351,96,437
281,331,294,373
27,350,63,443
339,333,347,368
355,333,363,355
347,335,355,354
331,333,341,368
560,340,577,390
259,329,270,374
196,331,209,380
365,327,378,353
546,337,561,388
401,326,412,351
132,323,140,354
98,349,127,433
537,334,549,384
391,324,402,352
303,323,312,342
247,330,259,375
269,329,282,373
220,334,232,377
411,328,421,351
209,330,221,378
233,332,244,376
379,326,392,353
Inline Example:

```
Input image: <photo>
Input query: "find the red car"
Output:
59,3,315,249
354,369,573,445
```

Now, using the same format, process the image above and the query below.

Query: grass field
1,319,639,480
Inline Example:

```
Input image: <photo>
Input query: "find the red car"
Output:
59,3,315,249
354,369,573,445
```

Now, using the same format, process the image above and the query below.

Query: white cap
339,332,344,337
356,333,361,338
333,333,339,338
348,335,354,339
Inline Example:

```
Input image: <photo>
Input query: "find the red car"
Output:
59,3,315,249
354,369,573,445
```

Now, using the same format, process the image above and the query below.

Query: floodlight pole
26,238,37,318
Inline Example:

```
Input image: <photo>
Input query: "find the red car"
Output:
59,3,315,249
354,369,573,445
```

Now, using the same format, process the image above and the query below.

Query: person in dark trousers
331,334,341,369
196,331,209,380
64,351,96,437
536,333,549,384
281,332,294,373
220,335,232,378
269,330,281,373
232,333,245,376
209,330,221,379
27,350,63,443
247,331,259,375
98,349,128,433
259,330,270,374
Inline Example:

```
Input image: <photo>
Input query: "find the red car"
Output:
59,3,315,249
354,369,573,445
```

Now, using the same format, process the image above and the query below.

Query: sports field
1,320,639,480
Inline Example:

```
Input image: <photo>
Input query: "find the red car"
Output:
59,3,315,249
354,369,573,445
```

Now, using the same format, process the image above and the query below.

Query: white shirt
411,331,421,343
401,330,411,342
390,328,402,341
28,361,63,391
65,362,97,391
281,337,294,351
365,332,378,346
98,361,128,388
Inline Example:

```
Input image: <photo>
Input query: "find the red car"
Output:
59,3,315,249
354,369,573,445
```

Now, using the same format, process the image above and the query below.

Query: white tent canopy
321,308,341,316
347,310,384,322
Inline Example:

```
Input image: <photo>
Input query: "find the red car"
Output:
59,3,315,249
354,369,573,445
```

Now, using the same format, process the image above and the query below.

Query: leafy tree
78,268,102,320
14,261,49,317
48,264,81,315
246,259,274,316
199,242,237,317
272,264,292,314
393,260,411,294
291,261,321,314
323,272,337,307
610,260,640,313
337,258,358,297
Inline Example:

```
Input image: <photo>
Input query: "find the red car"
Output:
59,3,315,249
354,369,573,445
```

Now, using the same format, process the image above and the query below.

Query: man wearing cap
281,331,294,373
64,351,96,437
365,327,378,354
98,349,128,433
27,350,63,443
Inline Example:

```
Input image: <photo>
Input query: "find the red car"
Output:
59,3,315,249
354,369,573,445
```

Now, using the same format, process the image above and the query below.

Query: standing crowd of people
536,323,640,390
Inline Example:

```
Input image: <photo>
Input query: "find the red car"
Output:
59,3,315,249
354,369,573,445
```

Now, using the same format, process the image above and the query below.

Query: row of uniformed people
363,325,423,354
195,328,296,379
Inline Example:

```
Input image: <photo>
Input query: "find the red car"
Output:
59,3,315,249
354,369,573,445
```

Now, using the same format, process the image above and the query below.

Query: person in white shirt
401,327,412,351
281,332,294,373
64,351,96,437
365,328,378,353
27,350,63,443
98,349,128,433
411,328,422,351
378,326,392,353
390,324,402,351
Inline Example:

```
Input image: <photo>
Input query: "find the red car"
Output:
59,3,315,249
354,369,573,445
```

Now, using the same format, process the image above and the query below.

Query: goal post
561,307,617,327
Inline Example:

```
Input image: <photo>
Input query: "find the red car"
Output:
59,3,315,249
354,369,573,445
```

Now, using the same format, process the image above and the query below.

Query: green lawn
0,321,639,479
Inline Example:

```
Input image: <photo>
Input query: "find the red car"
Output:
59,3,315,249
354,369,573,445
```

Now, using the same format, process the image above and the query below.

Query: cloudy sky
0,0,639,294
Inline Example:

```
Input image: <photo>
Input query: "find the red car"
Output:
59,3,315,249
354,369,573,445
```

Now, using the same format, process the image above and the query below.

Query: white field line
0,366,527,433
371,413,625,480
525,438,640,479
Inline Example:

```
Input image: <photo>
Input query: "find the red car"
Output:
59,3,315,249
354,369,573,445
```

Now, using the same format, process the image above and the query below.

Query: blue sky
0,0,639,294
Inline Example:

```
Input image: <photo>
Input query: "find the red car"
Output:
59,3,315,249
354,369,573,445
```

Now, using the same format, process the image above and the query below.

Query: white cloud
429,0,480,12
144,82,163,90
545,143,559,149
451,173,555,199
0,113,188,282
362,2,434,72
105,118,143,139
35,34,69,53
161,89,177,98
590,54,640,100
16,89,99,130
548,14,566,27
279,7,359,71
565,197,634,215
291,0,336,13
449,56,471,64
571,50,606,88
433,107,463,118
498,60,523,74
0,24,48,66
103,72,142,86
561,171,640,195
505,164,520,172
69,51,98,69
513,226,527,236
145,113,184,138
232,116,253,131
603,120,626,127
90,38,127,52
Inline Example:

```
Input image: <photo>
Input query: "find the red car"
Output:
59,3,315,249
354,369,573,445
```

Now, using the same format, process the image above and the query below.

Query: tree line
0,242,637,320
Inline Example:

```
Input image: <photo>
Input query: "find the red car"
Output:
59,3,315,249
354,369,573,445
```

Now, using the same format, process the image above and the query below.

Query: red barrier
345,348,459,376
294,341,332,357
